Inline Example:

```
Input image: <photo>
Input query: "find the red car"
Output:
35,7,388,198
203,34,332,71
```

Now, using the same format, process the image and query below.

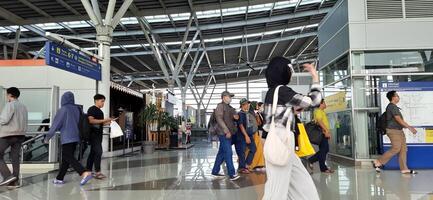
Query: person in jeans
234,98,256,174
211,91,240,181
373,91,418,174
0,87,27,189
308,99,334,173
87,94,112,179
44,92,93,185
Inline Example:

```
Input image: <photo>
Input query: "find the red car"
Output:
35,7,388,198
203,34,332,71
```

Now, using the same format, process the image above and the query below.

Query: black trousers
57,142,86,180
86,134,103,172
0,136,25,179
308,138,330,172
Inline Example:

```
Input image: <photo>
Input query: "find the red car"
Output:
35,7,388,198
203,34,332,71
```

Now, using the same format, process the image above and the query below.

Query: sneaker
80,173,93,186
7,181,20,190
0,176,17,186
212,173,225,179
239,168,251,174
53,179,65,185
229,175,240,181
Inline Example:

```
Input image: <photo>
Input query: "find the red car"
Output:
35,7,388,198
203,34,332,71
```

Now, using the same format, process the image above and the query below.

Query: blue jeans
212,135,236,177
234,134,256,169
308,137,330,171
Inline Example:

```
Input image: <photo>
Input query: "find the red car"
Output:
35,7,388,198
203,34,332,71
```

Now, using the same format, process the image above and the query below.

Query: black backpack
77,107,91,142
377,112,387,135
208,111,218,135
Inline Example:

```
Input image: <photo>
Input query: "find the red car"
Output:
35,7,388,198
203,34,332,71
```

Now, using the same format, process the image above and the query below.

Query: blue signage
380,81,433,92
45,41,101,80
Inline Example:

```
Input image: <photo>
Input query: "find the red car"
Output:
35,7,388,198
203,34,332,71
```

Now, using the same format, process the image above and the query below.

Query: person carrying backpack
44,92,93,185
373,91,418,174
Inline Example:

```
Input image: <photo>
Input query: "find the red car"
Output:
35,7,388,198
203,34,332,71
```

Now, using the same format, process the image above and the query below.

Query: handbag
263,85,291,167
295,123,316,157
305,121,323,145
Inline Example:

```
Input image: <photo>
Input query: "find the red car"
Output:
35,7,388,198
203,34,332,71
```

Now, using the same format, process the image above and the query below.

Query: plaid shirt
263,83,322,131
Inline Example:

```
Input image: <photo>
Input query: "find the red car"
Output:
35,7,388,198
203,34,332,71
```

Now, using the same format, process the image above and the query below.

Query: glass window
328,110,353,158
354,50,433,74
321,54,349,86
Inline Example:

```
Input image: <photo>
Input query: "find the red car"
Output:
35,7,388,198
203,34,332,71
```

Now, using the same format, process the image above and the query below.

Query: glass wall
351,50,433,159
0,87,56,163
321,54,354,158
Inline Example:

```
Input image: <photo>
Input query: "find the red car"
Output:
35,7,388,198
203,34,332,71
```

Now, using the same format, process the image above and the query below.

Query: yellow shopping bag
295,123,316,157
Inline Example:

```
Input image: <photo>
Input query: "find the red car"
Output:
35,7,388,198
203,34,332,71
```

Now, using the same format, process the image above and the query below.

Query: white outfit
262,127,319,200
262,84,320,200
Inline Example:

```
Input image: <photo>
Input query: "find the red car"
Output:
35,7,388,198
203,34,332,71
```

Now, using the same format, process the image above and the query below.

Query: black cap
221,91,234,98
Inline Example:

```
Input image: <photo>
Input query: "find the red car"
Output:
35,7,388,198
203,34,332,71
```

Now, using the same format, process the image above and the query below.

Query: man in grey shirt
0,87,28,188
374,90,417,174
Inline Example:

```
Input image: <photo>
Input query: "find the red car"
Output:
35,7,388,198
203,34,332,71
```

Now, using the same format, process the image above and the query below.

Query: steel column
12,27,21,60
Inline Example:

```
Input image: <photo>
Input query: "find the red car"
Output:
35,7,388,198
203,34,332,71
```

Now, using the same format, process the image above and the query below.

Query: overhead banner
45,41,101,80
324,91,347,113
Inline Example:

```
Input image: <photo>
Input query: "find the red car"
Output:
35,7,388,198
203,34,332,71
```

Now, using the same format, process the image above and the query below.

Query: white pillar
97,26,113,152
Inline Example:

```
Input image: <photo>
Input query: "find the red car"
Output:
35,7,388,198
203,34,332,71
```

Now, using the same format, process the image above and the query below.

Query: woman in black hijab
262,56,322,200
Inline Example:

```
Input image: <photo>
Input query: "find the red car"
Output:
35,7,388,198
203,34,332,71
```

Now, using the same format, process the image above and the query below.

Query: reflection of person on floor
373,91,418,174
234,98,256,174
245,101,265,172
308,99,334,174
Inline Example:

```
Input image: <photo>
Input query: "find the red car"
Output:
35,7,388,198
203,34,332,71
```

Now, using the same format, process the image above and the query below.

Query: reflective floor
1,142,432,200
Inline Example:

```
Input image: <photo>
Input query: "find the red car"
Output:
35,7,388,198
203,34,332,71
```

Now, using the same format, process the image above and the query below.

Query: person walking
246,101,265,172
44,92,93,186
373,91,418,174
234,98,256,174
307,99,334,173
211,91,240,181
262,57,321,200
0,87,28,189
86,94,112,179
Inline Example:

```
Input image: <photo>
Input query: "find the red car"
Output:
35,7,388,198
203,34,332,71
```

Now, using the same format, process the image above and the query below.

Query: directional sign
45,41,101,80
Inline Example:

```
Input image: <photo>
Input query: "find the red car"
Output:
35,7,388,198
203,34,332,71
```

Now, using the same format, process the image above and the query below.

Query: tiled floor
0,142,432,200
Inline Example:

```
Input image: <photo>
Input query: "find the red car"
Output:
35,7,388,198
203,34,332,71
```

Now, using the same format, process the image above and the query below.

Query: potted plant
139,104,158,154
159,112,178,149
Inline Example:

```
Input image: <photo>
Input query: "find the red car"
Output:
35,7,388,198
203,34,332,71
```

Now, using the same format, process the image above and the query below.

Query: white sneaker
229,175,240,181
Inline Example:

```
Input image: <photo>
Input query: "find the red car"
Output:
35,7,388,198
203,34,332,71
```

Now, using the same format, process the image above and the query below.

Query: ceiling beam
8,8,329,44
0,6,24,24
294,0,304,12
110,31,317,56
18,0,51,17
0,0,289,26
56,0,81,15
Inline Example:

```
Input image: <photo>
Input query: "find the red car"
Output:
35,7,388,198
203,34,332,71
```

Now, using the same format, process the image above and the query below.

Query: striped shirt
263,83,322,131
